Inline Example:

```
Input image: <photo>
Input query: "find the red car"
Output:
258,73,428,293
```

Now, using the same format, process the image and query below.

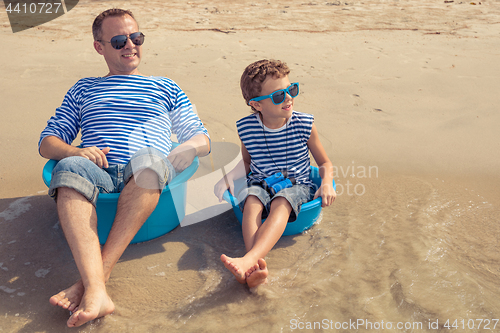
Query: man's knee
125,148,175,190
53,156,93,174
56,187,91,203
128,168,162,191
49,156,111,206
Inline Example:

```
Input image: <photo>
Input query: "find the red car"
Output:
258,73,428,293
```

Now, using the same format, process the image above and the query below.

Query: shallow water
106,174,499,332
3,172,497,332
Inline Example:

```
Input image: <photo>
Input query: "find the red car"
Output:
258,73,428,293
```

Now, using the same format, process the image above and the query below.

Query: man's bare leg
99,169,161,282
51,187,114,327
51,169,160,327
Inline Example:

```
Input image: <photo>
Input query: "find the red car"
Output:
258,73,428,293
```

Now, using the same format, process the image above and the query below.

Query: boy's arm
307,124,336,207
214,142,251,202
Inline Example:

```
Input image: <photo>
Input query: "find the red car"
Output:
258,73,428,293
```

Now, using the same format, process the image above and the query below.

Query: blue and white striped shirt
39,75,209,165
237,111,314,187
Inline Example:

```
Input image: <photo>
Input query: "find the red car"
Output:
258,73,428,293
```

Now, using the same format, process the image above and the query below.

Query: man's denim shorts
48,147,177,207
236,183,315,222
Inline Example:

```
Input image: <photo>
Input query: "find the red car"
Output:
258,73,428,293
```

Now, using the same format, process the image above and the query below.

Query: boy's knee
245,195,263,205
243,195,265,212
270,196,292,210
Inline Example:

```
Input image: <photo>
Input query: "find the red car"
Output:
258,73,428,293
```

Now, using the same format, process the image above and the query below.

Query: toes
257,258,267,270
67,310,81,327
220,254,229,263
246,263,259,277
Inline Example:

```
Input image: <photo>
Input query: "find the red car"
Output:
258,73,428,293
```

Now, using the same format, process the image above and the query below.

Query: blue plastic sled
42,144,199,244
222,166,335,236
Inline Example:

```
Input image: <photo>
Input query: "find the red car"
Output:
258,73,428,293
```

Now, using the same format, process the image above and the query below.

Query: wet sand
1,0,499,332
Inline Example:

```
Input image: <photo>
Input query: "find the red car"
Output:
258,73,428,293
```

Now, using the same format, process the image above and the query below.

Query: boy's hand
214,173,234,202
313,182,336,207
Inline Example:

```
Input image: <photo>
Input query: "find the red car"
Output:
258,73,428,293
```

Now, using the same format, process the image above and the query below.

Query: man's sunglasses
249,82,299,105
98,32,145,50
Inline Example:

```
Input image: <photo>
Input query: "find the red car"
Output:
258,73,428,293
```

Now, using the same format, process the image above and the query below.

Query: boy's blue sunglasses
249,82,299,105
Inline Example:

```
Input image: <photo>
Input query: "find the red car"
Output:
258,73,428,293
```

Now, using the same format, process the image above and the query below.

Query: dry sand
1,0,499,332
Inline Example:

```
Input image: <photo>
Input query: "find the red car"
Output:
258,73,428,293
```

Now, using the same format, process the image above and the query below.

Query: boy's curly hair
240,59,290,113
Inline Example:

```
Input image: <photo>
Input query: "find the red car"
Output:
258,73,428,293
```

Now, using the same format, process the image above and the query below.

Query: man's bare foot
220,254,247,284
49,280,85,312
66,286,115,328
246,258,268,288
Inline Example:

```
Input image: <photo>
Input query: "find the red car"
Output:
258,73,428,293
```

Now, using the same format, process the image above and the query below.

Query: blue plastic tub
222,166,335,236
42,146,199,244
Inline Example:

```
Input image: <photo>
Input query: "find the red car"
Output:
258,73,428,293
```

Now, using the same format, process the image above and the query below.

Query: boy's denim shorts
236,183,315,222
48,147,177,207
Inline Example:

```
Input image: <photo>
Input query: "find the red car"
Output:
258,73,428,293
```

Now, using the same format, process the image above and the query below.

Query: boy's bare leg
241,196,265,252
51,169,160,327
221,196,263,283
222,197,291,286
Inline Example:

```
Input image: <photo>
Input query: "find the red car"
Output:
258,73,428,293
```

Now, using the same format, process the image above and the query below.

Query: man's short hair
240,59,290,113
92,8,136,41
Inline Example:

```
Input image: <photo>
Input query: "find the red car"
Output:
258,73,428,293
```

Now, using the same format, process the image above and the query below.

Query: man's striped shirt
39,75,209,165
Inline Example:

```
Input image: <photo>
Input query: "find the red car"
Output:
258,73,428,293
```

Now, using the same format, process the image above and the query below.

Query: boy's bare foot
66,286,115,327
220,254,246,284
49,280,85,312
246,258,268,288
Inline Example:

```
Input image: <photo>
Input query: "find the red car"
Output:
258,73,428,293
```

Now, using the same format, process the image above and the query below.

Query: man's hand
167,144,197,172
39,136,111,168
77,146,111,168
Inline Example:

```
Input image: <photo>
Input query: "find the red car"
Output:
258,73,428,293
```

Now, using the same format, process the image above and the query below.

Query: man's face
94,14,142,76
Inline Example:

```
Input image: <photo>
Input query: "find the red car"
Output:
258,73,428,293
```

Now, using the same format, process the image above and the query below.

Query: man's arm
40,135,111,168
167,134,210,172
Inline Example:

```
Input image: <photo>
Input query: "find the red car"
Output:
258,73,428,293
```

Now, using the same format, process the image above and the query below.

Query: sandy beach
1,0,499,332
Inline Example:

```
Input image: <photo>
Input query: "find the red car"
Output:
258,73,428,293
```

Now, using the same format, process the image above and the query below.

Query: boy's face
250,75,294,125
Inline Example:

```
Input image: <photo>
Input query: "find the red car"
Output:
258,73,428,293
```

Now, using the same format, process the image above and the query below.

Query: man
38,9,210,328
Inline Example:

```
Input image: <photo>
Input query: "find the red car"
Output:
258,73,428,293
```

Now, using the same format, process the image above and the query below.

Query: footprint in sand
351,93,364,107
351,94,385,113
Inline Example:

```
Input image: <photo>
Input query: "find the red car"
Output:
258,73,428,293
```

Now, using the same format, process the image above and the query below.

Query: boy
214,59,335,288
